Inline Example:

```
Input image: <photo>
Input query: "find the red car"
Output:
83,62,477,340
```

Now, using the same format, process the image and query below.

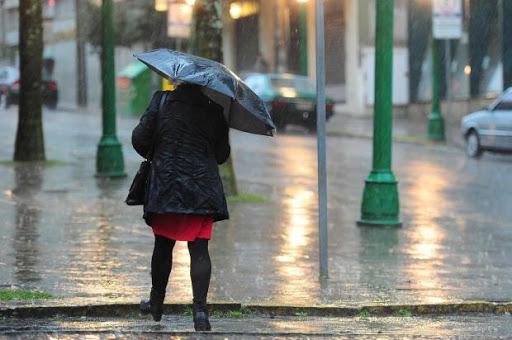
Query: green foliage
211,310,243,318
182,306,193,316
294,311,309,317
211,308,253,318
184,306,253,318
358,308,370,318
226,193,270,204
0,289,53,301
395,308,412,317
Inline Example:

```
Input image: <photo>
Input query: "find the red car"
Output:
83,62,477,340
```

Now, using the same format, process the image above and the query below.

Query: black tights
151,235,211,306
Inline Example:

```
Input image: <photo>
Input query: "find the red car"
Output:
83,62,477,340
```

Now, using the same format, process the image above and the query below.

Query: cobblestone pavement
0,107,511,307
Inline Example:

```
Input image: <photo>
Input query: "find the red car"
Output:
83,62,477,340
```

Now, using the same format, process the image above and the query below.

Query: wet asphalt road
0,107,511,307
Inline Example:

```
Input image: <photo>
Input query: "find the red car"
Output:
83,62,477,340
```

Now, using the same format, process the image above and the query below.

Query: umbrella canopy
134,49,275,136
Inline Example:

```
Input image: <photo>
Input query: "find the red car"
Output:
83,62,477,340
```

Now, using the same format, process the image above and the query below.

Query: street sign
433,0,463,39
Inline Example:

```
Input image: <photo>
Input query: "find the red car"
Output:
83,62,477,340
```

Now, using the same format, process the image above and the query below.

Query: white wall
362,47,410,106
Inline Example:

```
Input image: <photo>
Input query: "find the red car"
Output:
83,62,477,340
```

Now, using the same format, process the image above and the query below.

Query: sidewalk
0,107,511,316
3,314,512,338
326,111,463,147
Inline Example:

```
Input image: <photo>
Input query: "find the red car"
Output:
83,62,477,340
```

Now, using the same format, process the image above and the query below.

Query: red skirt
151,213,213,241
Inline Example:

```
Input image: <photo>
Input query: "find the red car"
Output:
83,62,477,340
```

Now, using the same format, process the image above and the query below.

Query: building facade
222,0,508,116
0,0,508,115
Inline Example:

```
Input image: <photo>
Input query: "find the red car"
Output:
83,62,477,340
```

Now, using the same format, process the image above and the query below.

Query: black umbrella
134,49,275,136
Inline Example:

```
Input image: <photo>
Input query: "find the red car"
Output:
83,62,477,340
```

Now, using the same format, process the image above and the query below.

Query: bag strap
146,91,168,160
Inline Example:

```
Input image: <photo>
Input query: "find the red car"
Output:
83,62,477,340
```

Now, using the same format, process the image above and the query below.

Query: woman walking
131,83,230,331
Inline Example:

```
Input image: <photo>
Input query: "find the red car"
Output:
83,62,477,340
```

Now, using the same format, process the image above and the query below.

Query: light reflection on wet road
403,161,449,304
0,108,511,306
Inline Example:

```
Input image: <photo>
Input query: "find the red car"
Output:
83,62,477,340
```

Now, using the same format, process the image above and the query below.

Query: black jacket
132,85,230,223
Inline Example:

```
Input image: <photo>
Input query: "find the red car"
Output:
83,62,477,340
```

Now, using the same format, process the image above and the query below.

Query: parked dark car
244,73,335,132
461,87,512,157
0,66,58,109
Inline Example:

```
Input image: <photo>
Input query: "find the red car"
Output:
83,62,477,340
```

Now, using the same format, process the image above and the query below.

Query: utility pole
315,0,328,278
75,0,88,107
358,0,401,228
96,0,125,177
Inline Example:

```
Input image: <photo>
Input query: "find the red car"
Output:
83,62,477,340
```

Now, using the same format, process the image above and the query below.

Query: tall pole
0,0,6,61
96,0,125,177
75,0,88,107
315,0,328,279
298,1,308,76
445,40,451,119
427,38,445,141
358,0,401,228
502,0,512,89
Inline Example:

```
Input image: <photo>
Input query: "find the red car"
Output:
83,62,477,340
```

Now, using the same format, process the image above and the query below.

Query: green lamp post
358,0,401,228
297,0,308,76
96,0,126,177
427,38,445,141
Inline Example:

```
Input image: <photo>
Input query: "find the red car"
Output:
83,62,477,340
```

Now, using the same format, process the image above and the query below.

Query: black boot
193,303,211,331
140,288,165,322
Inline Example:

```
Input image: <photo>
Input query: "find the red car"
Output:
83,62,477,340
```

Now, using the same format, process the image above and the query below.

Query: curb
326,130,460,148
2,301,511,319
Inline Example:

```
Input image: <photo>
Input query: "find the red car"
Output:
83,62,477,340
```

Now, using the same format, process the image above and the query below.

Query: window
494,101,512,111
494,92,512,111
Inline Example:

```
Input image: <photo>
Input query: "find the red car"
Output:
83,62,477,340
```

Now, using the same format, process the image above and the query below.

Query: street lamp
229,1,259,19
155,0,168,12
156,0,195,12
357,0,401,227
96,0,126,177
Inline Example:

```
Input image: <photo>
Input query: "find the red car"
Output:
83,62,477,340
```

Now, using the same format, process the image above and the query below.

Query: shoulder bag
125,92,168,206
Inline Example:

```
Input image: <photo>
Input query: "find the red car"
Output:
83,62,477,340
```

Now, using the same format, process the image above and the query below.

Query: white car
461,88,512,157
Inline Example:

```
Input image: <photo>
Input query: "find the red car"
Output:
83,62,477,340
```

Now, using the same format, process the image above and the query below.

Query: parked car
461,88,512,157
244,73,335,132
0,66,58,109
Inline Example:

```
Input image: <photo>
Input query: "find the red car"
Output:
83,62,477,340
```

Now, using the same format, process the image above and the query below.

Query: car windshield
270,76,316,93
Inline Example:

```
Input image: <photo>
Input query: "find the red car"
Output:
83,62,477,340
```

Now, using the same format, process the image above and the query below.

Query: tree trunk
75,0,88,107
14,0,45,161
191,0,238,196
